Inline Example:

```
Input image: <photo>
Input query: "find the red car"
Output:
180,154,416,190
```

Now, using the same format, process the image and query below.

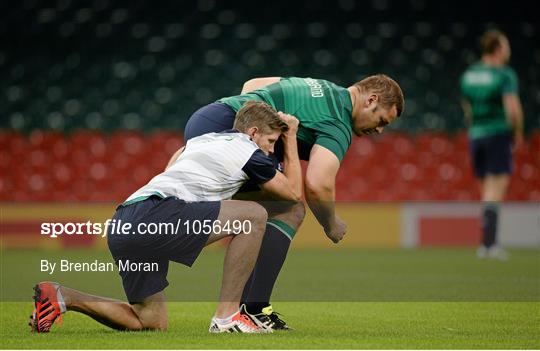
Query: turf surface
1,302,538,349
1,248,539,348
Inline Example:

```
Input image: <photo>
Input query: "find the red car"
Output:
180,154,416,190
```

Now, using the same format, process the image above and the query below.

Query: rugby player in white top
30,101,301,334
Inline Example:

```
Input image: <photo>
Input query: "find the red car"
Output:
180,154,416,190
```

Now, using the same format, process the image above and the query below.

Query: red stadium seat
2,131,539,202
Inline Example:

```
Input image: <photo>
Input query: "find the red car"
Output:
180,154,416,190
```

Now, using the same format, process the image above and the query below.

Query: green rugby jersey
218,77,354,161
460,63,518,139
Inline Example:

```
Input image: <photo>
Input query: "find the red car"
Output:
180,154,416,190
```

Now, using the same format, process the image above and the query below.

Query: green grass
2,248,539,301
1,302,538,349
1,248,539,348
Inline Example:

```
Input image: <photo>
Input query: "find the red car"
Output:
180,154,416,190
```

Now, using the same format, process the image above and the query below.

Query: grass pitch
1,302,538,349
1,248,539,349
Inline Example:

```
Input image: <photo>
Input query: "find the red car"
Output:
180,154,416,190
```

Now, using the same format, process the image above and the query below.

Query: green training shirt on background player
460,63,518,139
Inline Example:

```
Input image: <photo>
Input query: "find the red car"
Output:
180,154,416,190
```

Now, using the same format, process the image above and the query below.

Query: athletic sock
56,285,66,313
214,310,239,325
482,203,499,248
242,220,295,314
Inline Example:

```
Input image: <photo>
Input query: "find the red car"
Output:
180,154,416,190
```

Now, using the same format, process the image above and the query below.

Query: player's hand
324,216,347,244
278,112,299,135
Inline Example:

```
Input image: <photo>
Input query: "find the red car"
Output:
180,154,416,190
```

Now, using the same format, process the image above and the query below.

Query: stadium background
1,1,539,248
1,2,539,348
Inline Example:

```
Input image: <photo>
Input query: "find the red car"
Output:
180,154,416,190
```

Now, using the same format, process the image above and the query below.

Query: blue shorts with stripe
184,102,237,141
107,196,220,303
184,102,313,162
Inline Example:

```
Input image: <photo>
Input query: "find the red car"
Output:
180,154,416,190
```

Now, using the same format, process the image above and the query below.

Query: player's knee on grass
133,308,168,331
140,316,168,331
132,296,168,331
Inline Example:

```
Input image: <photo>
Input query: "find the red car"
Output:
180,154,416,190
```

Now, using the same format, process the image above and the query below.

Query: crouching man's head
234,101,289,155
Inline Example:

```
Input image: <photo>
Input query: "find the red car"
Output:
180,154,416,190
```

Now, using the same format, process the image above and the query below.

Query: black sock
482,204,498,248
241,223,292,313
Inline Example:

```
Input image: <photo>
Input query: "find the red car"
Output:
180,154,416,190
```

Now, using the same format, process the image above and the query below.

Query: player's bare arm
241,77,281,94
305,145,347,243
260,113,302,201
503,93,524,145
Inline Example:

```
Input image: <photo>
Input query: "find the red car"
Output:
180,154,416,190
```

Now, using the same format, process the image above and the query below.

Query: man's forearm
510,111,524,138
503,95,524,142
305,185,336,230
282,135,302,199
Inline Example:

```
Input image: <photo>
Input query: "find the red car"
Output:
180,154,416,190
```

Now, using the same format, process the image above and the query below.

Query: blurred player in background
179,75,404,329
30,102,301,334
460,30,524,259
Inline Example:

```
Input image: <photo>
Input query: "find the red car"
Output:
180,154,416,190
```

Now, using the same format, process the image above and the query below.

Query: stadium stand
1,1,538,201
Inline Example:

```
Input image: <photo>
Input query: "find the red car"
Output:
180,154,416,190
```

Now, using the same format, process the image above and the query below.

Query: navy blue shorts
184,102,313,162
107,196,220,303
470,132,513,178
184,102,236,141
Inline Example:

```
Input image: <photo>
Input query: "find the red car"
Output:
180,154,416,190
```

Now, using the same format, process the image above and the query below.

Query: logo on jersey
304,78,324,98
464,71,494,86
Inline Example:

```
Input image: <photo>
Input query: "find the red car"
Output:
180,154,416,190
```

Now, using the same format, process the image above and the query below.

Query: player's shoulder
283,76,339,86
218,129,256,143
500,65,517,78
191,130,257,148
460,62,490,82
225,131,261,153
280,76,310,85
463,61,483,72
208,131,263,164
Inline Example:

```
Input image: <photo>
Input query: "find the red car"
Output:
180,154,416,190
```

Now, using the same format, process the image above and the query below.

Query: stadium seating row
2,3,538,133
1,130,538,202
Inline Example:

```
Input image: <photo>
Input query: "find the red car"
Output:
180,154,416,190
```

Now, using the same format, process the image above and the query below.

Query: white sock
214,310,239,324
56,285,67,313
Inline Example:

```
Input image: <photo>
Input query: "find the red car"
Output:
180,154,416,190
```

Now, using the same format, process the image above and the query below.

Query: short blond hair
234,101,288,134
480,29,506,55
354,74,404,116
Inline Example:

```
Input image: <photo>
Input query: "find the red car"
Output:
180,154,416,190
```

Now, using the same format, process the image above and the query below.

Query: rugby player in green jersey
460,30,524,260
179,74,404,329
